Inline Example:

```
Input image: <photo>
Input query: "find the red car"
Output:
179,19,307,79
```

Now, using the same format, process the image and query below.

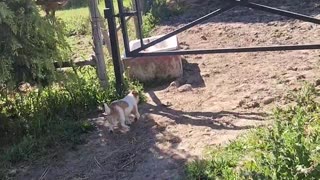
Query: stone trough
122,35,183,83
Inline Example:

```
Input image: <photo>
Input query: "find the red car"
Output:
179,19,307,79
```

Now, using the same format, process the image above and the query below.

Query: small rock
282,79,291,84
201,35,207,40
161,101,172,107
263,97,275,105
270,74,277,79
315,79,320,87
179,41,187,46
183,46,190,50
299,66,312,71
168,137,181,143
178,84,193,92
169,80,180,88
292,86,301,92
296,75,306,80
8,169,17,177
212,70,221,75
287,67,298,71
245,101,260,109
201,72,210,77
238,99,246,107
171,154,183,160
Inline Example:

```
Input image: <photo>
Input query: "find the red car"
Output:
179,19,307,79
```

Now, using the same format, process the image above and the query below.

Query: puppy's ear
131,90,139,98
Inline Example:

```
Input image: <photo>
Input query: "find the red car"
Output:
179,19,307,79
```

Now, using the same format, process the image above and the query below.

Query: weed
57,8,91,36
0,67,144,178
142,12,157,37
1,1,146,178
186,83,320,180
142,0,184,37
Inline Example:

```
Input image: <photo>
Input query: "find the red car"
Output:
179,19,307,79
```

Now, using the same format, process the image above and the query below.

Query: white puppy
103,91,140,133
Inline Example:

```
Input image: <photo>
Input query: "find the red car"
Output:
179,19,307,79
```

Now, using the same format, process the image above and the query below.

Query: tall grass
0,1,144,175
56,0,131,36
0,0,183,178
186,84,320,179
0,67,144,177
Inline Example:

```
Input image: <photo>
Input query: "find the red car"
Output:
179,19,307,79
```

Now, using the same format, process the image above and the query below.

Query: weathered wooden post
131,0,144,39
97,9,112,56
89,0,109,88
131,0,139,39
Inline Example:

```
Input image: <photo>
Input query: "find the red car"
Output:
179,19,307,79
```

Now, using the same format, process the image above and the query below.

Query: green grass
186,84,320,179
0,66,144,178
0,1,144,178
0,1,181,178
56,0,131,36
57,8,91,36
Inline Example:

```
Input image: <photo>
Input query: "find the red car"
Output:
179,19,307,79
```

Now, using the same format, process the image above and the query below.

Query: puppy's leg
132,104,140,121
125,116,132,125
118,108,130,131
108,124,115,133
104,117,115,133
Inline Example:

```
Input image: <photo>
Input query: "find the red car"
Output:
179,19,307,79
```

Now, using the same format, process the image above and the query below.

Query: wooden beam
54,59,96,68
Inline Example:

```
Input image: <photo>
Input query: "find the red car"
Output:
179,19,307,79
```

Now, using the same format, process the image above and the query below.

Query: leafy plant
186,83,320,180
0,0,70,87
0,66,144,177
141,0,184,37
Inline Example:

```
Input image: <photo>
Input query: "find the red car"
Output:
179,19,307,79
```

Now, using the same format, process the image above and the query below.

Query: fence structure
104,0,320,95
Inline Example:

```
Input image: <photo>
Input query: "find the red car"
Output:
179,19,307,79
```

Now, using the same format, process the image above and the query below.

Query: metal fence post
104,0,124,96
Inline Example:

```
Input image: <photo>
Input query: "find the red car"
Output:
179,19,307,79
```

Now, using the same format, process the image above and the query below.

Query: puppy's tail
103,103,111,115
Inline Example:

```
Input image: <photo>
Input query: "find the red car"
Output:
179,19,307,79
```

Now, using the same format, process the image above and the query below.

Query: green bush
148,0,183,21
0,0,70,87
142,0,184,37
64,13,91,36
142,12,157,37
0,66,144,167
186,84,320,179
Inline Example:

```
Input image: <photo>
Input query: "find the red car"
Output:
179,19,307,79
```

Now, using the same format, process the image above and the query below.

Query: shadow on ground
161,0,320,25
144,58,206,92
146,91,267,131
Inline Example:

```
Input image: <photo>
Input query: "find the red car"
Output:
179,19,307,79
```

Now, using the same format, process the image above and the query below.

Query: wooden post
131,0,140,39
97,7,132,56
88,0,108,88
97,9,112,56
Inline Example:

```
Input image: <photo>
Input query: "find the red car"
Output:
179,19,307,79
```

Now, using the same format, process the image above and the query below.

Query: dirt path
14,1,320,179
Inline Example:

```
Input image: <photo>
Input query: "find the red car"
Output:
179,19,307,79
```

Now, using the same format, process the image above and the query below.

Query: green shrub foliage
0,0,69,87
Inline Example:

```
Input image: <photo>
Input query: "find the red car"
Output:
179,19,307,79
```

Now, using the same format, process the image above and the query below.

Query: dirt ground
13,1,320,179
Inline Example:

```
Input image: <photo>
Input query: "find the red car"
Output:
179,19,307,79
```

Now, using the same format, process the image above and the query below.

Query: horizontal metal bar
241,2,320,24
128,44,320,57
129,3,236,55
